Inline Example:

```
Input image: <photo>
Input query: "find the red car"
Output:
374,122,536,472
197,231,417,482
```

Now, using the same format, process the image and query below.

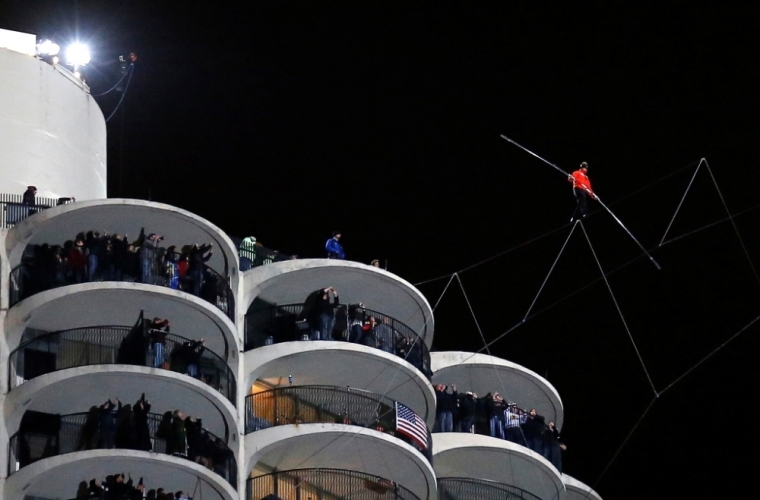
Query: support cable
703,159,760,288
466,203,760,361
579,221,659,397
659,159,704,245
455,273,532,451
658,314,760,396
592,395,658,491
524,222,578,321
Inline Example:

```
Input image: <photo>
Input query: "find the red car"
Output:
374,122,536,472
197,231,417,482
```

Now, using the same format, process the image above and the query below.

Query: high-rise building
0,32,601,500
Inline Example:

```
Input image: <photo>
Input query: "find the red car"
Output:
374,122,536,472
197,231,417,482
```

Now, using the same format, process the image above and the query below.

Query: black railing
7,411,237,489
8,249,234,320
247,468,420,500
438,477,543,500
233,237,296,271
434,398,563,472
0,193,68,228
245,386,432,464
244,304,432,378
8,325,236,405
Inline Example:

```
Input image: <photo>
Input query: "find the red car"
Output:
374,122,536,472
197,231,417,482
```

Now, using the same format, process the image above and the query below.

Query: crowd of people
16,228,228,310
293,287,428,373
75,473,193,500
434,384,565,472
73,394,232,476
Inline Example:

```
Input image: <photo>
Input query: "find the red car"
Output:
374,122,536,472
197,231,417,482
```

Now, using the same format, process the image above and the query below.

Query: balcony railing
247,468,420,500
438,477,543,500
8,325,236,405
8,249,234,320
245,304,432,378
0,193,68,228
245,385,432,464
230,236,296,271
7,411,237,489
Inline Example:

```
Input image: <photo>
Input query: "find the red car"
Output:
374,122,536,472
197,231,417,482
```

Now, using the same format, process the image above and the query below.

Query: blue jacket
325,238,345,259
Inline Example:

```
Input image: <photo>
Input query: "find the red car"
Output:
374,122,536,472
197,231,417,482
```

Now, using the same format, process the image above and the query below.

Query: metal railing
245,386,432,464
8,249,234,320
0,193,67,228
247,468,420,500
438,478,543,500
7,411,237,489
231,236,296,271
244,303,432,378
8,325,236,405
434,397,563,472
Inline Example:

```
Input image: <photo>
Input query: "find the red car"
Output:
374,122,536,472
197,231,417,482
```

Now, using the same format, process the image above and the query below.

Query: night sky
3,2,760,498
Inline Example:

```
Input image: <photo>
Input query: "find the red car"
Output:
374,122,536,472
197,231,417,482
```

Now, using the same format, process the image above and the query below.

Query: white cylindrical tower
0,42,106,201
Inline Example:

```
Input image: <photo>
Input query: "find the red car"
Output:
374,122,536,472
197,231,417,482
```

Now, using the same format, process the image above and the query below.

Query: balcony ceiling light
36,39,60,56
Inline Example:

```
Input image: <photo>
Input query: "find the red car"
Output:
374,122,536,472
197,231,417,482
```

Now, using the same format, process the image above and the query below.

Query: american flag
395,402,428,450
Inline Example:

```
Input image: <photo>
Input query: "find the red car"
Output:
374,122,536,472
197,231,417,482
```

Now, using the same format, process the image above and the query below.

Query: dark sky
4,2,760,498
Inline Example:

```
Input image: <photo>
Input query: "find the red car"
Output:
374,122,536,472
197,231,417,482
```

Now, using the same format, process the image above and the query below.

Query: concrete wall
0,48,106,200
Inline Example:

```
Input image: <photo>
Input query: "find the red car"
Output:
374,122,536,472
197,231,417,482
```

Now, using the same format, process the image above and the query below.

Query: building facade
0,40,601,500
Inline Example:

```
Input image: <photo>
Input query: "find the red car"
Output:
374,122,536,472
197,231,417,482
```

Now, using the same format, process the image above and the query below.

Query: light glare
66,42,91,66
36,39,60,56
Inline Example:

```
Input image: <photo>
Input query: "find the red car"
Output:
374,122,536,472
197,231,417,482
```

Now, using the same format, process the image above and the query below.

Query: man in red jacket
568,162,596,222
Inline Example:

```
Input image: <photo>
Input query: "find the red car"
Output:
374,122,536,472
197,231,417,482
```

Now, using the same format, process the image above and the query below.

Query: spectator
434,384,457,432
488,393,507,439
22,185,37,215
521,408,546,453
183,338,205,379
147,317,171,369
141,232,163,285
98,399,120,449
375,317,395,353
133,394,153,452
325,231,345,259
504,402,526,445
168,410,187,456
458,392,478,433
542,420,565,472
370,259,380,267
362,316,379,347
188,243,213,296
311,287,339,340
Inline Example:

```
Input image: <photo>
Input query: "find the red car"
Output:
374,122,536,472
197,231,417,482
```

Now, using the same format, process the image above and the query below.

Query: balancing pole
500,134,661,270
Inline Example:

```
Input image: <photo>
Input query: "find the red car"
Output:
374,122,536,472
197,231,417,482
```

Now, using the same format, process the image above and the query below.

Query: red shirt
570,169,593,194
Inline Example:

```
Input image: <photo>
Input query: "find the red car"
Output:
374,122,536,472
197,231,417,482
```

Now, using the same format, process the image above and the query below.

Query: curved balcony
438,477,542,500
4,199,239,282
433,433,564,500
245,385,432,463
431,352,563,428
563,474,603,500
7,411,237,488
242,259,435,346
8,325,236,404
245,303,431,378
2,284,237,372
3,451,236,500
8,249,234,320
247,468,421,500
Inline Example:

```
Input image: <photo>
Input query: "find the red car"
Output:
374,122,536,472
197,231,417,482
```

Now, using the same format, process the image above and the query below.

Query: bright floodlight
36,39,60,56
66,42,91,66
